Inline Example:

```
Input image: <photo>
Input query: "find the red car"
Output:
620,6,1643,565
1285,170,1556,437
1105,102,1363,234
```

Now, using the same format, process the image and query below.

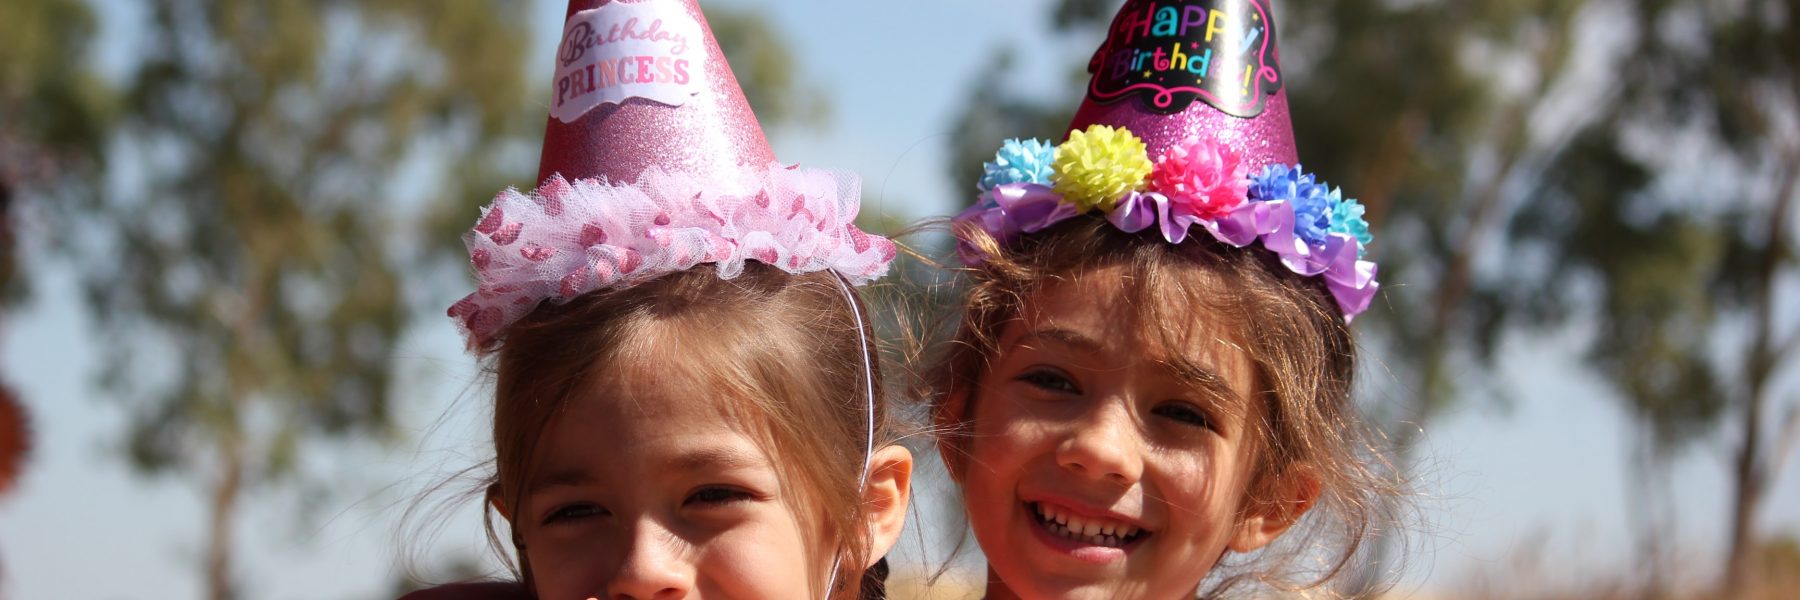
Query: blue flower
1247,164,1315,203
1329,197,1373,256
978,138,1058,192
1292,184,1338,247
1251,164,1335,246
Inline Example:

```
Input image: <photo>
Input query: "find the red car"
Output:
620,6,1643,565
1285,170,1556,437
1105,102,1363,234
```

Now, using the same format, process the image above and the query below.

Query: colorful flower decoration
1149,140,1249,221
1330,197,1372,256
1051,125,1154,212
955,127,1380,319
978,138,1057,191
1292,184,1339,248
1247,163,1313,206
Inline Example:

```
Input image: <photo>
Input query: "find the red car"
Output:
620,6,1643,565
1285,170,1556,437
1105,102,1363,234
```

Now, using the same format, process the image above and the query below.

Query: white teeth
1032,503,1144,548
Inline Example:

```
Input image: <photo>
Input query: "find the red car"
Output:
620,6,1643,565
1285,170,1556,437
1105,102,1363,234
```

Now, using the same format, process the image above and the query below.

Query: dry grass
884,539,1800,599
886,557,1799,600
888,577,982,600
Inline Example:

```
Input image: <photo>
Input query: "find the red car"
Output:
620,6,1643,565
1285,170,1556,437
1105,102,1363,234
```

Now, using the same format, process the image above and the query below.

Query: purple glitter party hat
1068,0,1297,174
954,0,1380,319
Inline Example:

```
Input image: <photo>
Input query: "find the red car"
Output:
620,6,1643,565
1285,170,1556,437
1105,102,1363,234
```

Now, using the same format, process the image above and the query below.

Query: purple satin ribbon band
954,182,1380,319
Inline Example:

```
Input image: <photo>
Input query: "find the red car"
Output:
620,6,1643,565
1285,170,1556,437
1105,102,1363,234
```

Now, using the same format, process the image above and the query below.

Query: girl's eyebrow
670,447,767,473
1160,357,1247,411
1020,326,1246,412
528,468,595,494
1014,326,1107,354
526,448,766,495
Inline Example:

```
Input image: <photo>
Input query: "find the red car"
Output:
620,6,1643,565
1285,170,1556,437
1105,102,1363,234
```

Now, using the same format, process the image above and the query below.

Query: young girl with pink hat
411,1,910,598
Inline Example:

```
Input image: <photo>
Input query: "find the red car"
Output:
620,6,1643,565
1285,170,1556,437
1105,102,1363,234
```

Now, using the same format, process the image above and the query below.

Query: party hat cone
1067,0,1297,173
537,0,775,186
449,0,894,348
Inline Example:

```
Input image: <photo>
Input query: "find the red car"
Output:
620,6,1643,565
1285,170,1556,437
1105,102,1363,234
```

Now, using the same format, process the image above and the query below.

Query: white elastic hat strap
822,272,877,599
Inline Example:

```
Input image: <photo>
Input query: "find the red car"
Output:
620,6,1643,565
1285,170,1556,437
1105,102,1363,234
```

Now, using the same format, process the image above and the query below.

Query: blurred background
2,0,1798,598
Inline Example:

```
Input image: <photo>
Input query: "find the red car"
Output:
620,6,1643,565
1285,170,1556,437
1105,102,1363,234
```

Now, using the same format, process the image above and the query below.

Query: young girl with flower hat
928,0,1399,597
406,1,910,598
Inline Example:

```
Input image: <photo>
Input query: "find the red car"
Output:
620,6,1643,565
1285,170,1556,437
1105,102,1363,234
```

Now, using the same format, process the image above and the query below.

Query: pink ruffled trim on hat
448,165,897,350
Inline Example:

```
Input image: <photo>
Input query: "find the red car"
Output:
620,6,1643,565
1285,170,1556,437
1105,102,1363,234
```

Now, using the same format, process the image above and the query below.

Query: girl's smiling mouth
1024,500,1152,561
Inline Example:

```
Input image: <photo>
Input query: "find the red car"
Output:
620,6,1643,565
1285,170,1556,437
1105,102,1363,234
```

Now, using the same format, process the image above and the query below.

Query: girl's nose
603,522,692,600
1054,401,1144,485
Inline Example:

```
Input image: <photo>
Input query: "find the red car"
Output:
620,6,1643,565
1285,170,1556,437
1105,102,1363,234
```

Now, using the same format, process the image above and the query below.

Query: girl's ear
861,444,915,566
935,387,970,484
490,483,537,594
486,483,512,523
1228,469,1320,553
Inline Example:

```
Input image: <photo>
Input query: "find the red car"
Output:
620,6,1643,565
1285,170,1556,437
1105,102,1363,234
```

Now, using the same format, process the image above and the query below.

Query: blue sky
3,1,1798,598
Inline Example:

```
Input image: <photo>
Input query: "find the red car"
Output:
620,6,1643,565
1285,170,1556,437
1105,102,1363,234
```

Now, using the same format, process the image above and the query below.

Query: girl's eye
1018,368,1082,394
1153,403,1213,430
544,503,607,525
685,486,755,507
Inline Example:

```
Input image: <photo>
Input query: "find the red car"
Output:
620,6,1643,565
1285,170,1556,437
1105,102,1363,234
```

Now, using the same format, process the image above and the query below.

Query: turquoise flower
977,138,1058,192
1329,197,1373,256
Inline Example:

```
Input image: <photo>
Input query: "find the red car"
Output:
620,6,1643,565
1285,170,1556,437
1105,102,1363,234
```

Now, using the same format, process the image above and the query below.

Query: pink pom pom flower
1147,140,1249,221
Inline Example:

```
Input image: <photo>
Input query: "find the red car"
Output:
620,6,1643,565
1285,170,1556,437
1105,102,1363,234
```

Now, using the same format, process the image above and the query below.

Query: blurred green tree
0,0,112,575
74,2,536,598
1512,0,1799,594
1,0,112,303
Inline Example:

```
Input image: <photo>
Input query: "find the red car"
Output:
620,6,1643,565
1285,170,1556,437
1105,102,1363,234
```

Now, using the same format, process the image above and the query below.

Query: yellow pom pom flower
1051,125,1153,212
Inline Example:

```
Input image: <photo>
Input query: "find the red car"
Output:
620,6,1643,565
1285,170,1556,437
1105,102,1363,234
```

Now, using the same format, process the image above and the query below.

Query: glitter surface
536,0,774,187
1068,88,1299,175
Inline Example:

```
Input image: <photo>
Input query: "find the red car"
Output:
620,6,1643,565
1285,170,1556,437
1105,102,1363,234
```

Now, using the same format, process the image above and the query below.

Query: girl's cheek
700,514,822,596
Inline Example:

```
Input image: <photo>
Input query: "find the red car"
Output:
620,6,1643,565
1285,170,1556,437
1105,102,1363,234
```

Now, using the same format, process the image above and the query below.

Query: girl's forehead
538,376,776,472
576,357,751,423
1021,265,1246,352
1006,265,1257,398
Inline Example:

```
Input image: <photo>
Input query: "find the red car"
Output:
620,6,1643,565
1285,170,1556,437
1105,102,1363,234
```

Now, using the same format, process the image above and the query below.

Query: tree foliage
1,0,111,304
73,1,535,597
0,0,112,565
1511,0,1799,592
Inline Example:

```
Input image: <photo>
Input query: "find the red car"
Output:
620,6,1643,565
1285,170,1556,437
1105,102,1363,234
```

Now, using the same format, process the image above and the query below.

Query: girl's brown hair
927,216,1403,596
482,264,895,599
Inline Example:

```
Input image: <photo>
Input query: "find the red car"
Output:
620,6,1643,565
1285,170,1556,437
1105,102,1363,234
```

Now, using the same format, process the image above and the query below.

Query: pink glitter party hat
537,0,774,186
1068,0,1297,173
449,0,894,350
